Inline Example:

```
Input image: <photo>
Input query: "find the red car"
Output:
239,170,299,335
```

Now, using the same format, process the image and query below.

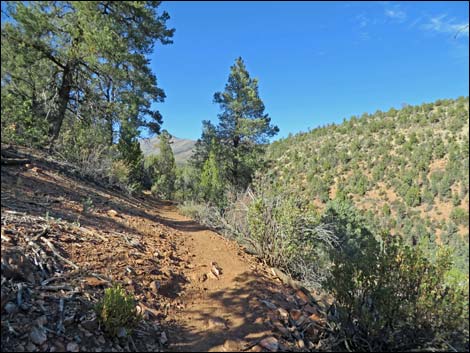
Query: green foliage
56,119,115,178
174,164,199,202
2,1,174,144
450,207,469,227
1,1,175,194
95,284,141,338
81,196,94,214
0,94,49,147
263,97,469,269
109,160,131,186
200,149,226,207
404,185,421,207
145,130,176,199
191,57,279,193
322,200,469,351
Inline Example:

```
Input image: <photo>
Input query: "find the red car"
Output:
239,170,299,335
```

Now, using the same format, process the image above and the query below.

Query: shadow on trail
164,271,295,352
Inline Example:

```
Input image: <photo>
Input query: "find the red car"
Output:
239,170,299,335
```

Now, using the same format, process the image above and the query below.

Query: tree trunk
232,135,240,184
106,117,114,145
48,64,74,145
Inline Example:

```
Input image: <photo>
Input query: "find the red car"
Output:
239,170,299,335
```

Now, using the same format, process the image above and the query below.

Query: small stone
308,312,324,323
96,335,106,345
259,337,278,352
66,341,79,352
160,331,168,345
260,300,276,310
303,304,318,315
206,271,218,280
107,209,119,217
295,290,310,306
35,315,48,326
253,316,264,324
290,309,302,322
273,320,290,337
4,302,17,314
52,340,66,352
295,315,307,326
211,262,222,277
20,302,32,311
277,307,288,319
30,326,47,345
297,339,305,349
82,329,93,337
26,342,37,351
307,340,316,349
222,339,239,351
149,280,160,292
206,317,228,329
248,345,263,352
117,327,127,338
82,277,106,288
292,328,301,339
64,314,76,326
305,324,318,338
81,318,98,331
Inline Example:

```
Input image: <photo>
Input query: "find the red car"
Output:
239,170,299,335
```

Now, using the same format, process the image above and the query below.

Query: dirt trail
154,204,289,352
1,145,321,352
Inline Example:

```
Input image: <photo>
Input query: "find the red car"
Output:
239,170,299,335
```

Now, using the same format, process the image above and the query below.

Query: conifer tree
212,57,279,189
1,1,174,145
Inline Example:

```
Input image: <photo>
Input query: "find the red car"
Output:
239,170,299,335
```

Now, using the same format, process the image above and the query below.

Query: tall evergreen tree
1,1,174,145
212,57,279,189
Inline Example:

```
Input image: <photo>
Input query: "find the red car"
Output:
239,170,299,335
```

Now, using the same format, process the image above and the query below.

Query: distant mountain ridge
139,135,196,165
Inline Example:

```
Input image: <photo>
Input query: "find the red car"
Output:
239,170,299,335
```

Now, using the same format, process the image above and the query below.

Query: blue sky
152,1,469,140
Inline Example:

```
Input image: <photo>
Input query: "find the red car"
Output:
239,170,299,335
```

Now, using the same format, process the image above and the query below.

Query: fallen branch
40,284,74,291
57,298,65,334
1,157,30,165
39,237,79,270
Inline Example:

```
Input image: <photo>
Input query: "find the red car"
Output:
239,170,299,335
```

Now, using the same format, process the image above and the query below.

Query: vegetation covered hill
139,136,196,165
266,97,469,269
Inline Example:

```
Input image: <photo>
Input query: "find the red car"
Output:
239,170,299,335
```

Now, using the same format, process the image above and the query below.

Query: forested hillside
266,97,469,269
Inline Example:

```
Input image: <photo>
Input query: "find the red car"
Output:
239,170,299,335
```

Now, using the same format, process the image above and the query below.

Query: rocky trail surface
1,146,330,352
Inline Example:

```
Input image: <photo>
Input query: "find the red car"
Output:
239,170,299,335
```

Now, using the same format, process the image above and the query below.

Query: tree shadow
164,271,296,352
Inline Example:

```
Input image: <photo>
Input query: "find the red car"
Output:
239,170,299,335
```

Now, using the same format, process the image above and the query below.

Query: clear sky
151,1,469,140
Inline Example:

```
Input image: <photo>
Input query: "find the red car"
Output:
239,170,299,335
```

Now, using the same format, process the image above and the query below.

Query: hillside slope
140,136,196,165
1,145,328,352
266,97,469,267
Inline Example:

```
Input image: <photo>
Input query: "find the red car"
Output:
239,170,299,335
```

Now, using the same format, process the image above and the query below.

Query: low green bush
95,284,141,338
323,200,469,351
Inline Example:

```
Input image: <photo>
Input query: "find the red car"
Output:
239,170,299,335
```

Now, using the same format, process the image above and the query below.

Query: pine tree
1,1,174,145
213,57,279,189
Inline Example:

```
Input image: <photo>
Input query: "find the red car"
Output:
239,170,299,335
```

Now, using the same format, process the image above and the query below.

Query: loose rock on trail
1,145,330,352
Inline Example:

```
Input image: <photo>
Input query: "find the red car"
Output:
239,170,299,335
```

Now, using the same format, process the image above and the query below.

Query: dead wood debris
1,212,168,352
